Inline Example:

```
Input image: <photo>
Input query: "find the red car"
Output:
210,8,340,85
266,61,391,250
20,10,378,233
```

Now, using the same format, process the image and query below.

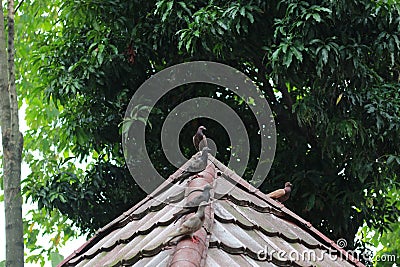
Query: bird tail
164,230,183,244
172,211,184,224
176,172,193,182
173,212,185,224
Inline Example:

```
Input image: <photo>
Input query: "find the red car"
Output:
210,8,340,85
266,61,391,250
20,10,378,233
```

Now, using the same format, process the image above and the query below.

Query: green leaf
178,2,192,16
240,7,245,16
312,13,321,22
292,47,303,62
161,1,174,22
283,51,293,67
387,155,395,165
50,252,64,267
59,195,67,203
97,44,105,65
271,48,280,61
306,194,315,210
246,12,254,23
217,21,228,30
235,21,241,33
109,44,118,55
321,48,328,65
185,36,192,52
191,29,199,37
121,119,133,134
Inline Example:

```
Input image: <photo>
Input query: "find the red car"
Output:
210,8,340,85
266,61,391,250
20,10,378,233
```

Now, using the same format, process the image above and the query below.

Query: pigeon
175,147,211,182
267,182,293,203
193,126,207,151
166,201,208,244
173,184,212,224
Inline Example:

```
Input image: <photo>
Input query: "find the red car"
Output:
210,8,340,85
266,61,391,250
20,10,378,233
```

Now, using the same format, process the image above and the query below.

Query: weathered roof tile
59,155,365,267
133,249,170,267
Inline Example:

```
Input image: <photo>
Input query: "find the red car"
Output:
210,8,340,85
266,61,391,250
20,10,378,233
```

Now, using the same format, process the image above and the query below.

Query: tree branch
14,0,24,13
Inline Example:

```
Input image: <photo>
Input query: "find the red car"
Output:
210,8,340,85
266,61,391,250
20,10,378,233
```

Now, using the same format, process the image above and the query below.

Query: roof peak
59,153,365,267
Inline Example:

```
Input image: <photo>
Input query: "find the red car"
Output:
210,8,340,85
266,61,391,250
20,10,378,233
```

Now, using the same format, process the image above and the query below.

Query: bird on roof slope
193,126,207,151
175,146,211,182
165,201,208,244
173,184,212,224
267,182,293,203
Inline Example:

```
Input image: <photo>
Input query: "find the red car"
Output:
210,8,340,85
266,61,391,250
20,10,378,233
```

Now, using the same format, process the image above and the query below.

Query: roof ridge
59,153,367,267
167,162,216,267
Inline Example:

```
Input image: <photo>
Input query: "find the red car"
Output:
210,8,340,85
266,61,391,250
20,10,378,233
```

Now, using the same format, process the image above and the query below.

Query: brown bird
173,184,212,224
193,126,207,151
267,182,293,203
175,147,211,182
166,201,208,244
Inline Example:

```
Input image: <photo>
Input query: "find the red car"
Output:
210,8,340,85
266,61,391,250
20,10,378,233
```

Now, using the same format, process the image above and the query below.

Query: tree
360,186,399,266
0,0,24,266
14,0,400,265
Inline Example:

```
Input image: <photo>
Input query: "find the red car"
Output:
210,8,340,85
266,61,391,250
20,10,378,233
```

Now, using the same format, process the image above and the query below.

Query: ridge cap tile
167,163,215,267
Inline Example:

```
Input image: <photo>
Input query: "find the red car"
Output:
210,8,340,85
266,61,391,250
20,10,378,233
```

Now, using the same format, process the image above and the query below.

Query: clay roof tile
59,154,365,267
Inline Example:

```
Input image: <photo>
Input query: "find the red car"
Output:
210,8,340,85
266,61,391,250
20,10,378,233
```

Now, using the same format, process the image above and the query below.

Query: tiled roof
59,154,365,267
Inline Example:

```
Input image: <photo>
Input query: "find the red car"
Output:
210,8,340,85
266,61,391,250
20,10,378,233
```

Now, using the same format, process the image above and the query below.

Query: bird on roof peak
175,146,210,182
193,126,207,151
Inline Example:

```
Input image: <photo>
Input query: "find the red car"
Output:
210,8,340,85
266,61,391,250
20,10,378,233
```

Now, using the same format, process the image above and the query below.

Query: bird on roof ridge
193,126,207,151
175,146,211,182
165,201,209,244
172,184,212,224
267,182,293,203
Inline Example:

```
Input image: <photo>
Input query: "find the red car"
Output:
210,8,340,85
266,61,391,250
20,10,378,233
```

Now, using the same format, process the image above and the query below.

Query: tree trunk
0,0,24,266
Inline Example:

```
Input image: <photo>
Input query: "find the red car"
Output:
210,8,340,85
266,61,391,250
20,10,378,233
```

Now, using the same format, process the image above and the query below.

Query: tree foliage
360,187,400,266
13,0,400,265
